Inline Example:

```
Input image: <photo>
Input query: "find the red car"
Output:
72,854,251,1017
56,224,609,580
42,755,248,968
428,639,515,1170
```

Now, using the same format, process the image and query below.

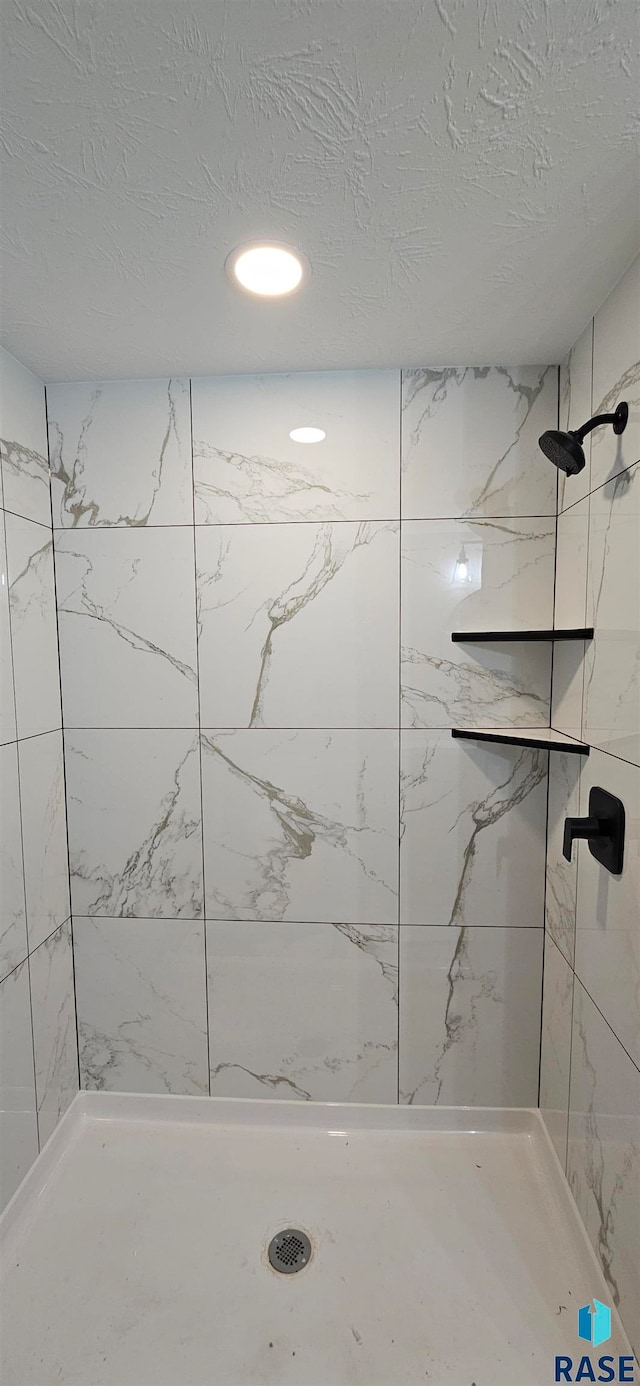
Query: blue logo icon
578,1299,612,1348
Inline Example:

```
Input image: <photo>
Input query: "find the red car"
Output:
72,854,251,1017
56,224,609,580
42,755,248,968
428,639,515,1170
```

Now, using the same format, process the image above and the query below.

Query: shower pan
0,1092,633,1385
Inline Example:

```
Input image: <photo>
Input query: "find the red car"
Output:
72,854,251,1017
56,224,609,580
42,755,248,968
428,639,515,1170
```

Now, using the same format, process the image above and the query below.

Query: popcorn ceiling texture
0,0,638,380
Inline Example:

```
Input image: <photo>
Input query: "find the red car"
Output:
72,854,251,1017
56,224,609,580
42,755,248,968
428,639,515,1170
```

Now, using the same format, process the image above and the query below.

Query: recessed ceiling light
289,427,326,444
226,242,308,297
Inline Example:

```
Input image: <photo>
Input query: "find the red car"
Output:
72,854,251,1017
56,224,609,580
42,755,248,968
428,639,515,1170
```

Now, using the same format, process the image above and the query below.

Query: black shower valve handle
562,787,625,875
563,816,603,862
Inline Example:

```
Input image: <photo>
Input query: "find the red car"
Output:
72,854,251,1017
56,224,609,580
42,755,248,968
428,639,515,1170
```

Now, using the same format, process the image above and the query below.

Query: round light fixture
226,241,308,297
289,427,326,444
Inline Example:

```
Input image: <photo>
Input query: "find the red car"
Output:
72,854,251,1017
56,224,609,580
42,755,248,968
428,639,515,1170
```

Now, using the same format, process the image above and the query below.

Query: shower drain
268,1228,312,1274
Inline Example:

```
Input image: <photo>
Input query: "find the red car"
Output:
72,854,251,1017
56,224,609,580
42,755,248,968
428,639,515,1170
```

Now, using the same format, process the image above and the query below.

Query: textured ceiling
1,0,639,382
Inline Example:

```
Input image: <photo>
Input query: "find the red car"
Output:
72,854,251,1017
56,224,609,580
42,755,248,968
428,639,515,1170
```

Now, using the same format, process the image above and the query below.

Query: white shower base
0,1093,631,1386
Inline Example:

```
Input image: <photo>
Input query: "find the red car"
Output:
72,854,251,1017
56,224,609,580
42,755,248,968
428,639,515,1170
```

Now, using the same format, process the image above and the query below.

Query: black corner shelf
452,728,590,755
451,628,594,644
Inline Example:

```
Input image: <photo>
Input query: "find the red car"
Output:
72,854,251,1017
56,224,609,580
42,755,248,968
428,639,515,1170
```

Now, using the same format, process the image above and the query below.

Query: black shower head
538,429,586,475
539,401,628,476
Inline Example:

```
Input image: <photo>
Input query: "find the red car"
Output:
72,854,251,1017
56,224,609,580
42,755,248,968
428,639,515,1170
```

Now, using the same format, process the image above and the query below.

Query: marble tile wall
540,254,639,1353
0,347,78,1212
46,362,556,1116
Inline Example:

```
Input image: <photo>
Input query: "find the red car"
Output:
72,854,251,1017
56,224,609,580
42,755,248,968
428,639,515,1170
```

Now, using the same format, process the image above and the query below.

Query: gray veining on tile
65,730,203,918
584,463,639,766
540,935,574,1170
0,439,50,529
206,920,398,1103
192,370,400,523
196,521,398,728
0,743,27,983
401,365,556,519
401,518,554,727
18,730,70,954
74,917,208,1096
5,512,62,738
0,958,38,1211
0,516,17,746
590,255,640,494
401,730,547,927
29,921,78,1147
0,347,50,527
55,527,198,728
48,378,192,527
399,926,543,1107
575,749,639,1069
567,979,640,1356
201,729,398,923
545,751,581,966
558,321,593,512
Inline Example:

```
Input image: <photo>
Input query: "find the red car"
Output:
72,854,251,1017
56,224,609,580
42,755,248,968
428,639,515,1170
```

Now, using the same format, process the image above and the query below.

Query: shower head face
538,429,586,476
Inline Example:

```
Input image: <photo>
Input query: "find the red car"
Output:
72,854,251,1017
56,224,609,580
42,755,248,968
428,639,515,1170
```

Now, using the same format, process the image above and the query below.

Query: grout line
189,379,212,1097
48,512,561,532
0,724,64,749
44,383,81,1094
563,946,576,1174
24,950,41,1151
1,506,53,532
2,500,41,1145
46,918,542,931
68,915,82,1090
571,970,640,1078
397,376,402,1105
537,746,552,1108
538,366,559,1106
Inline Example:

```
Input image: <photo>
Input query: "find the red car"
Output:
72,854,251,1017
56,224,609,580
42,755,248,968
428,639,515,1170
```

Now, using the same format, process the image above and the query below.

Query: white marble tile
0,346,50,527
567,978,640,1355
0,744,27,984
401,365,557,519
206,920,397,1103
574,750,640,1069
551,641,588,742
55,528,198,728
400,730,547,927
0,516,17,745
201,729,398,923
192,371,400,523
539,935,574,1170
591,254,640,495
401,518,554,727
545,751,582,966
29,920,78,1146
399,925,543,1107
18,730,70,954
558,321,593,512
551,499,590,738
196,521,398,728
65,730,203,919
0,957,38,1211
74,918,208,1096
555,498,589,630
48,378,192,528
5,513,61,738
584,463,639,766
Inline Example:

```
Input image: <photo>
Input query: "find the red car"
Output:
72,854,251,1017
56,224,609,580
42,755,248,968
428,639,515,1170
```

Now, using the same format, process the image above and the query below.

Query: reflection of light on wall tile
451,542,482,591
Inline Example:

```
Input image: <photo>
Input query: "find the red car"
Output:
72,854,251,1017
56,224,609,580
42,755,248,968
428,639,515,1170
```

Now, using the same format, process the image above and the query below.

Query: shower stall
2,253,638,1378
0,0,638,1380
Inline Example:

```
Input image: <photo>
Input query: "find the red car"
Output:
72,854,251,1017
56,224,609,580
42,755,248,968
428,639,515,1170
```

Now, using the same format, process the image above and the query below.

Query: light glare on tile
289,427,326,444
227,242,307,297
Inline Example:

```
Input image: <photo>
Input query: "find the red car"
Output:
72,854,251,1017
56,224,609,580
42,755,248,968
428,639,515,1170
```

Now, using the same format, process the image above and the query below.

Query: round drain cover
268,1228,312,1274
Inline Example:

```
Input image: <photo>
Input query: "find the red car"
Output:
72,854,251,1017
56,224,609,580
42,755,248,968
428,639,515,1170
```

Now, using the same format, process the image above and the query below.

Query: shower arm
573,403,628,442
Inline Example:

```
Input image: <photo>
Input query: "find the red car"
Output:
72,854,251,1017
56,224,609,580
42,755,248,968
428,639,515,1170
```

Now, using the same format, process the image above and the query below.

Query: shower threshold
0,1093,631,1385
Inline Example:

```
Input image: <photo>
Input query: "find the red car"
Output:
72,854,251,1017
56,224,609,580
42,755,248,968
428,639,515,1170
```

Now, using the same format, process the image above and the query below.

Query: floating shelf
452,727,590,755
451,628,594,643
